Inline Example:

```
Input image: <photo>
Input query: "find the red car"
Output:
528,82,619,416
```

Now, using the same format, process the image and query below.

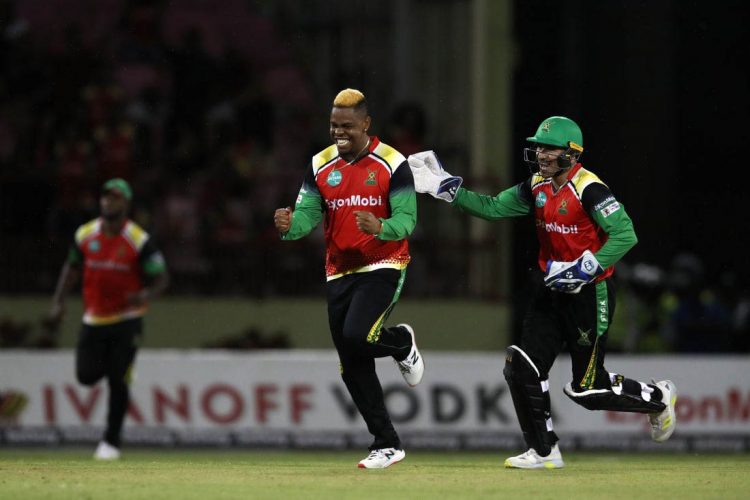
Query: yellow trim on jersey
75,219,102,245
123,221,150,252
530,174,547,188
83,307,147,326
312,145,339,173
326,262,408,282
570,167,608,196
372,142,406,172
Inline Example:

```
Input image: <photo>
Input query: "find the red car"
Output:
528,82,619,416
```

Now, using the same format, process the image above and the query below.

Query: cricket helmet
526,116,584,152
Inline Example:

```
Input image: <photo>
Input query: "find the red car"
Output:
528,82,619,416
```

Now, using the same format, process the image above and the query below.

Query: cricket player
50,178,169,460
408,116,677,468
273,88,423,469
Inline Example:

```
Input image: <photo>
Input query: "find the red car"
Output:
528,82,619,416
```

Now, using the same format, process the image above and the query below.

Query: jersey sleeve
282,165,325,241
451,179,533,220
581,183,638,268
378,160,417,241
138,237,168,276
67,235,84,266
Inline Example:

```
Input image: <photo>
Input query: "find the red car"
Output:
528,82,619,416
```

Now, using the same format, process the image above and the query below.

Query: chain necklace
341,138,371,167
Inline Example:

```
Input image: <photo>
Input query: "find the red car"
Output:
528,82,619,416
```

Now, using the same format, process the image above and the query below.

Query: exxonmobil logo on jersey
536,219,579,234
327,195,383,211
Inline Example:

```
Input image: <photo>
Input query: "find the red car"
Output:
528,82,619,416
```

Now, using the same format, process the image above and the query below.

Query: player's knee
503,345,541,384
342,327,371,352
563,383,604,410
76,368,101,386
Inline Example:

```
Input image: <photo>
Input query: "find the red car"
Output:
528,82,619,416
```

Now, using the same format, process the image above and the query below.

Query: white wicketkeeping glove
407,150,463,202
544,250,604,294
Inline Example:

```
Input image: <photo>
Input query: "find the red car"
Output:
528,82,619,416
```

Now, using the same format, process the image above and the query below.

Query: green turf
1,449,748,499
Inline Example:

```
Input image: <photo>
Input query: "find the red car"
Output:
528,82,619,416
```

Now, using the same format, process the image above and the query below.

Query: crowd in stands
1,0,747,352
1,0,323,296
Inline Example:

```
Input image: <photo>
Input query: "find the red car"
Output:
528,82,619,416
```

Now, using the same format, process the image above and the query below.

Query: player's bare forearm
129,271,170,306
50,262,80,320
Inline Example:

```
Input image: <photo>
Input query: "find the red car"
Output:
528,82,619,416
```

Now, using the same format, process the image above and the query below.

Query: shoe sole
504,459,564,469
357,455,405,469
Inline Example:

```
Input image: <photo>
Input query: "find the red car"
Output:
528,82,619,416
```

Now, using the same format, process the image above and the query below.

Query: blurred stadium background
1,0,748,453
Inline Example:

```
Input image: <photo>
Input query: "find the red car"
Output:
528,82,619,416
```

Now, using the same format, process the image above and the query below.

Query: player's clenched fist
274,207,292,233
354,210,382,236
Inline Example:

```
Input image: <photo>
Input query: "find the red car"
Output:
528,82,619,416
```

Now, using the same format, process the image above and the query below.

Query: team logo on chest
88,240,101,252
364,168,377,186
558,199,569,215
327,170,342,187
535,192,547,208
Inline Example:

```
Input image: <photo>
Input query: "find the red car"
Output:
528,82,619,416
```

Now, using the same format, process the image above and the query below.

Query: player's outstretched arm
408,151,462,202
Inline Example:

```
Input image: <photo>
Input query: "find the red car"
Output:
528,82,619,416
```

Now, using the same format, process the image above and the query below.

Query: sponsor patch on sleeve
600,200,621,218
593,196,616,211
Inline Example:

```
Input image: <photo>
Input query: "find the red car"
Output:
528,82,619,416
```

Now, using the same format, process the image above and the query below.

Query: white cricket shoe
357,448,406,469
394,324,424,387
504,444,564,469
649,379,677,442
93,441,121,460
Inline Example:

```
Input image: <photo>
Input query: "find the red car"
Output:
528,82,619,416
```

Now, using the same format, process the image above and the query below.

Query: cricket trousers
76,318,142,448
326,268,413,450
513,278,659,452
521,279,617,392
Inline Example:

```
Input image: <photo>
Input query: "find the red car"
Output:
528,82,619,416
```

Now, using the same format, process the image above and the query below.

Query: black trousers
521,279,616,390
326,268,412,450
76,318,142,447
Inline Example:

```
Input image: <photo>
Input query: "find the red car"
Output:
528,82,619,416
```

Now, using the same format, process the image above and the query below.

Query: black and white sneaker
357,448,406,469
394,323,424,387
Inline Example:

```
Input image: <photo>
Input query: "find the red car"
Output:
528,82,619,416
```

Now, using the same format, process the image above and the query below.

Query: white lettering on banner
327,195,383,211
1,352,749,434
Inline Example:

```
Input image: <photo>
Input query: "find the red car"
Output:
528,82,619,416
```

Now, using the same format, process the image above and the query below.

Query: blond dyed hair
333,88,366,108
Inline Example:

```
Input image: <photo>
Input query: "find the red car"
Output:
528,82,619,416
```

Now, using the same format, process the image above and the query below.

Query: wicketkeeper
408,116,677,468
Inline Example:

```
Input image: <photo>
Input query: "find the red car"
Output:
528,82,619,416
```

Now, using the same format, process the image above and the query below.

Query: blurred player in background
408,116,677,469
49,178,169,460
274,88,422,469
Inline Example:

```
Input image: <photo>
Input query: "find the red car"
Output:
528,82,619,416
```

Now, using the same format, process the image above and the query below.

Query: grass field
1,449,749,499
